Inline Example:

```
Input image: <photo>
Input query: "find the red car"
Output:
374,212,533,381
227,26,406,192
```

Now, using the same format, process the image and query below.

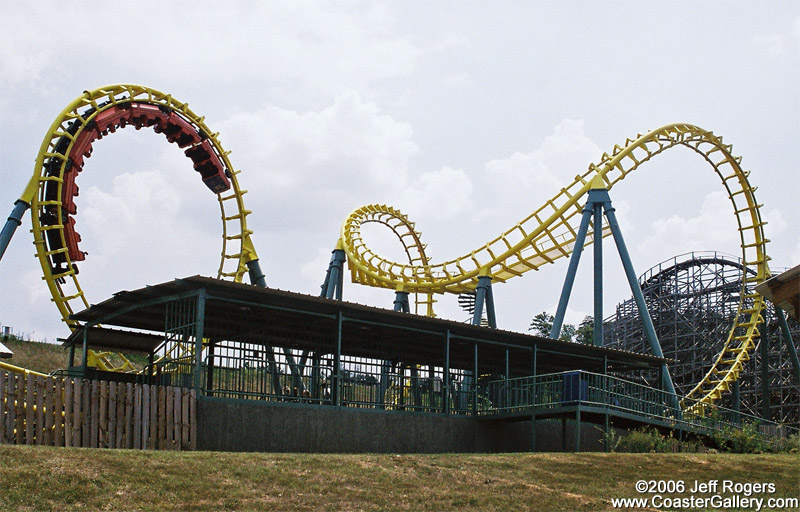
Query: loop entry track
340,124,770,409
25,85,258,331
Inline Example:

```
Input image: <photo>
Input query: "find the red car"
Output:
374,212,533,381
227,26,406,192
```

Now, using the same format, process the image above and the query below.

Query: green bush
618,427,673,453
712,422,766,454
766,432,800,454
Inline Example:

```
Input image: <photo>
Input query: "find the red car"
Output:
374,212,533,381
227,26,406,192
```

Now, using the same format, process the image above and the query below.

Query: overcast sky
1,2,798,343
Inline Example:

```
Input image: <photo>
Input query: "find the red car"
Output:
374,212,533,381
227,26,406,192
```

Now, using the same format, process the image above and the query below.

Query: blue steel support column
321,248,347,300
194,290,206,394
776,307,800,386
531,344,538,451
593,202,604,346
381,289,410,409
443,330,451,414
551,206,594,339
485,278,497,329
246,259,267,288
0,200,30,262
504,349,510,408
393,290,410,313
472,274,497,328
760,320,770,420
81,326,89,378
378,359,390,409
68,342,76,370
333,311,343,407
603,202,679,409
472,342,479,415
206,342,215,396
312,355,321,402
472,277,486,326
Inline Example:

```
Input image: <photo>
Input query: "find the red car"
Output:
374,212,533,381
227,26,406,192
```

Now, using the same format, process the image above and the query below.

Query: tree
529,311,577,342
529,312,554,337
575,316,594,345
559,323,577,342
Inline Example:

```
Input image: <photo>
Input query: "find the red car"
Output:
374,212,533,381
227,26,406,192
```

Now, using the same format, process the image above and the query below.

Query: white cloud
398,166,473,220
794,16,800,42
637,191,741,264
220,91,417,223
442,72,473,88
82,172,178,259
792,236,800,265
0,3,423,104
1,3,797,343
753,33,788,57
479,119,602,230
77,169,221,303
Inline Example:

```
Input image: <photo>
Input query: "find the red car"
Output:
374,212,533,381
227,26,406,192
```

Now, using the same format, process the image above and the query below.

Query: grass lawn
1,337,147,374
1,338,71,374
1,446,798,511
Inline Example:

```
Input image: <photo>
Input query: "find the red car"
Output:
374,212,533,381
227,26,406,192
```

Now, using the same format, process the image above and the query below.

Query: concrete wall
197,397,613,453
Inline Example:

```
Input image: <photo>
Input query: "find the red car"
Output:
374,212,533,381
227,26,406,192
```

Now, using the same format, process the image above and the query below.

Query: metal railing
137,356,796,443
481,370,797,441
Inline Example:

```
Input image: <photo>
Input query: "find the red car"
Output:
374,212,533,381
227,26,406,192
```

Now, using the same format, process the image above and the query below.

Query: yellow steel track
341,123,769,409
24,85,257,367
349,205,436,316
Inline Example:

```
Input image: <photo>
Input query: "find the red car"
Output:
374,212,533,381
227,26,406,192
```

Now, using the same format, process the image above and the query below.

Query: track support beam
0,200,31,262
321,246,347,301
551,180,680,412
551,205,593,339
246,259,267,288
775,307,800,386
393,290,410,313
472,273,497,328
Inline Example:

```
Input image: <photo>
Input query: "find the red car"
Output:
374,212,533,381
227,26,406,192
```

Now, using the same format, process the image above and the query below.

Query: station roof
68,276,669,375
756,264,800,321
0,341,12,359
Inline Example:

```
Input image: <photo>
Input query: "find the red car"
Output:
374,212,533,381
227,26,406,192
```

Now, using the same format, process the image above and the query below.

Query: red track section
44,102,231,265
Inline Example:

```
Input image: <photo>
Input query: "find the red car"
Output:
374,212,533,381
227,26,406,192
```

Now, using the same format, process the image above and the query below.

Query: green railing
138,358,796,443
480,371,797,441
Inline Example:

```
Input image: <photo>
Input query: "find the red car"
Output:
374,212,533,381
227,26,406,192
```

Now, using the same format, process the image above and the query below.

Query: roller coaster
340,124,770,410
0,84,784,416
0,85,267,369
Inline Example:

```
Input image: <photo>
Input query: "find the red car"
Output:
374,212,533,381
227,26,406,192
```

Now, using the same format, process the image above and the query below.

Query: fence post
54,377,63,447
71,379,81,447
25,374,35,445
0,371,6,444
126,382,134,449
181,388,190,451
134,384,142,450
158,386,166,450
34,375,45,446
16,374,25,444
99,381,108,448
45,377,55,446
81,379,90,447
90,380,99,448
149,385,157,449
64,378,72,447
142,384,151,449
116,384,125,449
190,388,197,451
166,386,174,450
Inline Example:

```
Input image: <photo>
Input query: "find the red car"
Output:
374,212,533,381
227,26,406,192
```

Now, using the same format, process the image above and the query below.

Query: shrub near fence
0,370,196,450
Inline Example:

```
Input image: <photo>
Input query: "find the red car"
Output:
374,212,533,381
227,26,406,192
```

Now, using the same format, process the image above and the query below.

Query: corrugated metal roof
67,275,670,374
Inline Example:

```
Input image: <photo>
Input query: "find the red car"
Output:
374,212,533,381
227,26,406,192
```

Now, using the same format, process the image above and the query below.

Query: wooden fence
0,370,196,450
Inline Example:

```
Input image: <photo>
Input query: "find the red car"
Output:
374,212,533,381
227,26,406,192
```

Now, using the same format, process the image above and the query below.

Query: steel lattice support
605,252,800,427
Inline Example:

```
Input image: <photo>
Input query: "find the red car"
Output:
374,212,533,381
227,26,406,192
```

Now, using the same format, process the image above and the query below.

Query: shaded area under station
60,276,782,452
